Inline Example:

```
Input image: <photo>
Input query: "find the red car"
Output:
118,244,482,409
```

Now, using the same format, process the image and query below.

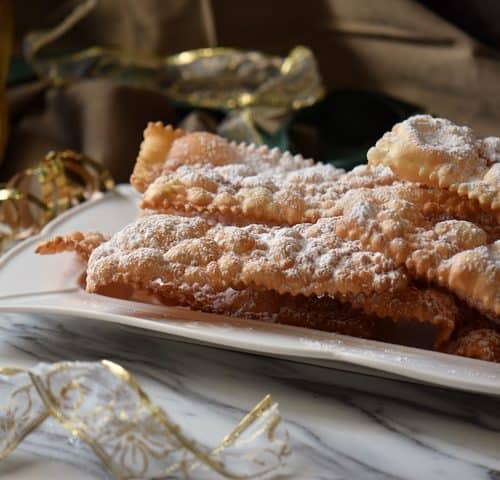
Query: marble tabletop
0,311,499,480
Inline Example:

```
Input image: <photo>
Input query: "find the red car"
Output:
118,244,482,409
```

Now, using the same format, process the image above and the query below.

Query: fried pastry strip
131,122,318,192
156,286,456,348
130,123,185,192
141,163,396,225
36,229,458,347
36,231,107,260
34,233,379,339
345,287,457,348
84,214,408,297
155,286,379,339
141,279,456,348
442,305,500,362
336,184,500,316
444,307,500,363
449,329,500,362
368,115,500,210
437,241,500,317
135,124,396,224
32,232,406,341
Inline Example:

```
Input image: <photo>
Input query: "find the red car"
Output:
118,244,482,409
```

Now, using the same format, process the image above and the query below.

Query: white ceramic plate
1,185,499,395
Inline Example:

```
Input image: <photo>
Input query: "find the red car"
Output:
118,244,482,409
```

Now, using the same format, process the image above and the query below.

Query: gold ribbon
0,360,289,479
0,150,114,252
23,0,324,142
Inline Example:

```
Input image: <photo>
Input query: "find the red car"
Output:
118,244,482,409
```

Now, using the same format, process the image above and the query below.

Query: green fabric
7,56,36,85
289,90,422,169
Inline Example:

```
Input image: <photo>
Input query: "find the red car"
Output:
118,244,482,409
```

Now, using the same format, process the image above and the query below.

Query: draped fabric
3,0,500,180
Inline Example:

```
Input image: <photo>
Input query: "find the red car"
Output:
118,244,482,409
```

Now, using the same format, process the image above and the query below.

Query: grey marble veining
0,312,499,480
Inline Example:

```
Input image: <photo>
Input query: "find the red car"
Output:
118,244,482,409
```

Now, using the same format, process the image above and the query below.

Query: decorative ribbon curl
0,360,290,479
0,150,114,252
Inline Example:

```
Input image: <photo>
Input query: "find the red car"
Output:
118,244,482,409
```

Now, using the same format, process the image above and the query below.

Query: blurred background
2,0,500,182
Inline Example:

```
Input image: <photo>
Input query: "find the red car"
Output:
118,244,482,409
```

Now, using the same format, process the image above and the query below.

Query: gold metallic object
164,45,324,112
23,0,324,143
0,0,12,162
0,360,289,479
0,150,114,252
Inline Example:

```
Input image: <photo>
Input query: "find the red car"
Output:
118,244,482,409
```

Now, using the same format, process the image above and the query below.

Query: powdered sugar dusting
86,214,408,298
143,160,396,225
480,137,500,164
437,241,500,316
403,115,477,158
336,182,500,317
161,131,316,173
368,115,500,209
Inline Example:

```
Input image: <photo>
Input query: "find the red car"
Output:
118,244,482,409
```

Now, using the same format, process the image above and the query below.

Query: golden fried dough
345,287,457,348
156,286,380,339
368,115,500,210
141,164,395,225
85,214,408,297
36,115,500,362
37,229,459,347
130,123,185,192
36,231,107,260
450,329,500,362
437,241,500,316
131,122,316,193
336,184,499,317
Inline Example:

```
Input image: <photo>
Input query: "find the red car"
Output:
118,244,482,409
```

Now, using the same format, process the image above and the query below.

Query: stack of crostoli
37,115,500,362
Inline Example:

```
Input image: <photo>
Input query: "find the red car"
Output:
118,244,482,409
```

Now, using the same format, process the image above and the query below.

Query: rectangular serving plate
0,185,498,395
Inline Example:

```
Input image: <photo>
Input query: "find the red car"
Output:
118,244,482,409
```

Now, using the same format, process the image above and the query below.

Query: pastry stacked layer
37,115,500,362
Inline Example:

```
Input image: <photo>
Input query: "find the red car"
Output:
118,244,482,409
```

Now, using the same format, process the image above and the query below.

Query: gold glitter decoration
0,150,114,252
23,0,324,142
0,360,289,479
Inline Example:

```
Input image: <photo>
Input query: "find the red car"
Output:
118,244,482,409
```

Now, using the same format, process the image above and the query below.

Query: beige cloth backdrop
4,0,500,181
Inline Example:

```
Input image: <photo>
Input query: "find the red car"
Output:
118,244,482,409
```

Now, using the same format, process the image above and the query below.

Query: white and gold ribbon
0,360,289,479
0,149,114,252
